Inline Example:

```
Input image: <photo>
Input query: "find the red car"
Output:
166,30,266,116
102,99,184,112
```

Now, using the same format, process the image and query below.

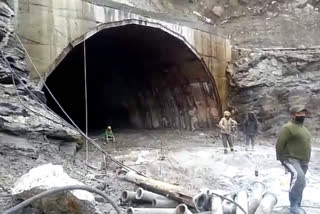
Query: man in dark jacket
276,105,312,214
243,112,258,151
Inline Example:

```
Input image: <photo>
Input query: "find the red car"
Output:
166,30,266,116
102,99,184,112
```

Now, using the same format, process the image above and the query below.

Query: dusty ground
1,129,320,213
82,129,320,213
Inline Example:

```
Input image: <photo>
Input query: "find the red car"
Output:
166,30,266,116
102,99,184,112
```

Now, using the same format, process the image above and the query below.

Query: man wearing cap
276,105,312,214
218,111,238,154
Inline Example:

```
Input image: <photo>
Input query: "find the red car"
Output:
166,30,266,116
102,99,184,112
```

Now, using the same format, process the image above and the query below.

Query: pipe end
126,207,134,214
193,193,207,210
121,191,129,200
152,199,157,207
176,204,188,214
136,188,143,200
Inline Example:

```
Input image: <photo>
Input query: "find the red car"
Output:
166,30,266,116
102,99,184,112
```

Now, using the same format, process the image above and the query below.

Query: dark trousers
245,134,255,147
283,158,308,208
222,134,233,149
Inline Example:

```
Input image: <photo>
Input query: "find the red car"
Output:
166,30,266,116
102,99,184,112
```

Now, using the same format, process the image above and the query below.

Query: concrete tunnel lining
43,22,222,132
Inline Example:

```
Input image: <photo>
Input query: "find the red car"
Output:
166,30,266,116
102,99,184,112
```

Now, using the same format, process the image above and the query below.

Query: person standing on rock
218,111,238,154
276,105,312,214
243,112,259,151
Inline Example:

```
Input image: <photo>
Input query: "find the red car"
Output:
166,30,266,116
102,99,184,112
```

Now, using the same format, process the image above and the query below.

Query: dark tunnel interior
44,24,220,133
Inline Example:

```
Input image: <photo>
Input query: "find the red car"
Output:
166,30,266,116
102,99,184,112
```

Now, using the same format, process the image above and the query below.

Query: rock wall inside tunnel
45,24,220,131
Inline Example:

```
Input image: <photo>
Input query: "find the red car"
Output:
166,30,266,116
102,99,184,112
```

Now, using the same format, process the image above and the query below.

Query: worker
243,112,259,151
218,111,238,154
276,105,311,214
105,126,115,144
189,107,199,131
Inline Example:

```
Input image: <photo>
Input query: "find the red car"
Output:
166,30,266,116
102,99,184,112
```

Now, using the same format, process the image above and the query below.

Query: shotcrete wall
9,0,231,130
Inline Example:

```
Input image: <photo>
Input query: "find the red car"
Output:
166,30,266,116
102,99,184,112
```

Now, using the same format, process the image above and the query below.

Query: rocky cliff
0,2,80,141
230,48,320,138
97,0,320,48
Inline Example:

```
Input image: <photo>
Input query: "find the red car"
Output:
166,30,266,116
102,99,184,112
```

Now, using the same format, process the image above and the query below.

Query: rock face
101,0,320,48
230,48,320,137
0,2,81,141
12,163,96,214
0,83,80,140
0,133,38,158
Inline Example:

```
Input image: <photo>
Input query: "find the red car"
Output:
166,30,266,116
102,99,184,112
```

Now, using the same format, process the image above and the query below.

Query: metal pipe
254,192,277,214
175,204,192,214
248,182,266,214
121,190,137,202
153,198,179,208
123,171,194,207
136,188,168,202
210,195,223,214
236,190,248,214
222,195,236,214
193,192,209,211
127,207,176,214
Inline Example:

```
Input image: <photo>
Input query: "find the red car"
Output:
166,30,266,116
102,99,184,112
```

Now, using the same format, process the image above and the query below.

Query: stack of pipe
121,188,193,214
121,182,278,214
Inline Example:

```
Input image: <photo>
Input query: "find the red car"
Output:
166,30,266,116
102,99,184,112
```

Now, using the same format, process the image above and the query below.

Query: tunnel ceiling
44,24,220,132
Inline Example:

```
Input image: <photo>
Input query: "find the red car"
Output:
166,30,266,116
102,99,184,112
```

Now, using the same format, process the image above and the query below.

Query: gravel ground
1,129,320,213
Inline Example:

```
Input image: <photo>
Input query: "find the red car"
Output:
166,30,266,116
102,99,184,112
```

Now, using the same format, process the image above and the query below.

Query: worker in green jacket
276,105,312,214
105,126,115,144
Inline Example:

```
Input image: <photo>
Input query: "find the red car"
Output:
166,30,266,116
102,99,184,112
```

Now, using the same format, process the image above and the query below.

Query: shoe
224,149,228,154
290,206,304,214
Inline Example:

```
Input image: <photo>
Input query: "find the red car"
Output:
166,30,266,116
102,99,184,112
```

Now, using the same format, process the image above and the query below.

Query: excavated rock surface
0,2,80,141
0,133,127,214
229,48,320,137
99,0,320,47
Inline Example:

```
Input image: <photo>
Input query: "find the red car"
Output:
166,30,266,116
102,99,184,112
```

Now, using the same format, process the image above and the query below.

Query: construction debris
120,171,279,214
122,170,195,207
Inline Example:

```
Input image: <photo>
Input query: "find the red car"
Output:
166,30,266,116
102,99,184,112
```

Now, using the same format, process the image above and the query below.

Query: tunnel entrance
44,24,221,133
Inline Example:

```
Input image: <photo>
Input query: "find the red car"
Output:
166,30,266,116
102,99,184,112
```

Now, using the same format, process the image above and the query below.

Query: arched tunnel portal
44,24,222,133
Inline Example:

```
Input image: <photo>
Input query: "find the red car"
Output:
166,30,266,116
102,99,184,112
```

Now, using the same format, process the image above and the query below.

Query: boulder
212,6,224,17
12,163,96,214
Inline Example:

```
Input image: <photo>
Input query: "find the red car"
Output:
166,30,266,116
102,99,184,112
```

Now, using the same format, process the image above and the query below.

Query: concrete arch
43,20,223,131
46,19,216,83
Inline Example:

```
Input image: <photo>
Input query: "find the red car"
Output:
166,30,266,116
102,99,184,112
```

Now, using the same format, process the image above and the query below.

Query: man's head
107,126,112,130
248,112,255,120
224,111,231,119
290,105,308,124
